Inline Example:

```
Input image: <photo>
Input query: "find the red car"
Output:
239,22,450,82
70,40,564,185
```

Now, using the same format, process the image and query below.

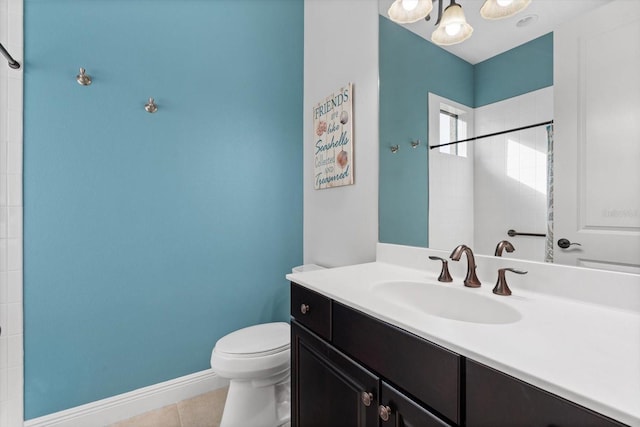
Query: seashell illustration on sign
313,83,353,189
337,150,349,169
316,120,328,136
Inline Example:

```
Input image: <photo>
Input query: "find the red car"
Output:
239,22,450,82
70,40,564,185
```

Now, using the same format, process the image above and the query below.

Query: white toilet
210,322,291,427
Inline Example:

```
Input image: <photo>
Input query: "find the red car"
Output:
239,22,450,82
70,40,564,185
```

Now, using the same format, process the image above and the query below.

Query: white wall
428,93,475,251
303,0,379,267
0,0,24,425
474,87,553,261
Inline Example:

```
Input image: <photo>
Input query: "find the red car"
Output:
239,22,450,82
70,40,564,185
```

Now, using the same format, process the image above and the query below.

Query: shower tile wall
0,0,24,425
474,87,553,261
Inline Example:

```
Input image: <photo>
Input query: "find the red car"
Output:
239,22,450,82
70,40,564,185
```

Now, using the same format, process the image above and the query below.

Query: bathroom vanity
287,245,640,426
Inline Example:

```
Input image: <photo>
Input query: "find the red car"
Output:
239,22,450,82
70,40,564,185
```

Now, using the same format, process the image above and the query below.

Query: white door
554,0,640,273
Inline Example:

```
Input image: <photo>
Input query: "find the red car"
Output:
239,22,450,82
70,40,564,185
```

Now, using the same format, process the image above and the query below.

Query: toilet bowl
210,322,291,427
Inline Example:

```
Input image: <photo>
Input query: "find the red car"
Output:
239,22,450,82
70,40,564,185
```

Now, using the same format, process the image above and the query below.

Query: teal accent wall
379,16,474,247
379,17,553,247
474,33,553,107
23,0,303,419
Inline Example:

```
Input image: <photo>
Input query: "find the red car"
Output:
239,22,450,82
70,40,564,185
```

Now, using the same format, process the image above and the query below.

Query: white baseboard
24,369,229,427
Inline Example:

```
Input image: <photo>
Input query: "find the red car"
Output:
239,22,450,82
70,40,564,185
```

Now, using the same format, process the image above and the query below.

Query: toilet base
220,377,290,427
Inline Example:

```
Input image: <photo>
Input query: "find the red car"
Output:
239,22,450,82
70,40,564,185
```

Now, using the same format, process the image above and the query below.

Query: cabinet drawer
332,302,461,425
466,359,626,427
290,282,331,341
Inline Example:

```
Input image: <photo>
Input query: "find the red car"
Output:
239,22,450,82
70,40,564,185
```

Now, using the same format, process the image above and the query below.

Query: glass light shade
403,0,419,10
388,0,433,24
431,2,473,46
480,0,531,20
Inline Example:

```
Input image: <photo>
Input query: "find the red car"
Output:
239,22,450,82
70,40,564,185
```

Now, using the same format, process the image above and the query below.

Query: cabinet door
466,359,625,427
332,302,461,424
291,321,379,427
378,382,453,427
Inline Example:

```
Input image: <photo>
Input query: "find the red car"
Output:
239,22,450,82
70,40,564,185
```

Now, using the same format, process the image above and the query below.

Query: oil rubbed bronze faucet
429,256,453,282
494,240,515,257
493,268,528,296
450,245,481,287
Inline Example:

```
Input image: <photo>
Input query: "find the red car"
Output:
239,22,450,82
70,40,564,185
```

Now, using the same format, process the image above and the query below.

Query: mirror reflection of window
439,107,467,157
428,94,475,251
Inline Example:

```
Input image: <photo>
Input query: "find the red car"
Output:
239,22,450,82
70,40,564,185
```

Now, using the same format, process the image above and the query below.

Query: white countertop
287,260,640,426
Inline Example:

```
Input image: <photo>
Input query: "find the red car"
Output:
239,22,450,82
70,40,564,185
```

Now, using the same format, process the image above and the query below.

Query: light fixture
431,0,473,46
389,0,533,47
480,0,531,20
388,0,433,24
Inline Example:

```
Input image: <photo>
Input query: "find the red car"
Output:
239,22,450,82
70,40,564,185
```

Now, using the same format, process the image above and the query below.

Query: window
428,93,472,158
439,108,468,157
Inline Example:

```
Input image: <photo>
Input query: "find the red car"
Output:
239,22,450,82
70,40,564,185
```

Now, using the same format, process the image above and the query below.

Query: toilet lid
215,322,290,357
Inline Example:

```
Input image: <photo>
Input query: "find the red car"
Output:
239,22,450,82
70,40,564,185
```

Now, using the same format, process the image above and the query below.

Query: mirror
378,0,640,272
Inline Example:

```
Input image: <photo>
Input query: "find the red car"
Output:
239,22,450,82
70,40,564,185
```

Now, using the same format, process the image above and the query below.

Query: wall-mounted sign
313,83,353,190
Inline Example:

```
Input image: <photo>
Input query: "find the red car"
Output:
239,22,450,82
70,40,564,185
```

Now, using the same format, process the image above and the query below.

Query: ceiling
378,0,612,64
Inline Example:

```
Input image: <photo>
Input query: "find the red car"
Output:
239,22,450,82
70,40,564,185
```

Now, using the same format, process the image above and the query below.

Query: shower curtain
545,124,554,263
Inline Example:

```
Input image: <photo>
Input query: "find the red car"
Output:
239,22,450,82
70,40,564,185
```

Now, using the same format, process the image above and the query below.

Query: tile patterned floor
109,387,292,427
109,387,228,427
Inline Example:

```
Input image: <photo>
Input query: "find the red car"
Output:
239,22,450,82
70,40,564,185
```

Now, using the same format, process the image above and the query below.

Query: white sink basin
371,281,521,324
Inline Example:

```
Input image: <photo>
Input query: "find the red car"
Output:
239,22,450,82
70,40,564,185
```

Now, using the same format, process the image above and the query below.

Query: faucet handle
428,256,453,282
493,268,527,296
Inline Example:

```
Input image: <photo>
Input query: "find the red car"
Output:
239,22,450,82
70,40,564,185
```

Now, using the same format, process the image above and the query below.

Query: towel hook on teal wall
144,97,158,113
76,68,92,86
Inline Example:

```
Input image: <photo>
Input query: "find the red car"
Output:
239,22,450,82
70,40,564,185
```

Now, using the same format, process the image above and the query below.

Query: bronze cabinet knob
361,391,373,407
378,405,392,421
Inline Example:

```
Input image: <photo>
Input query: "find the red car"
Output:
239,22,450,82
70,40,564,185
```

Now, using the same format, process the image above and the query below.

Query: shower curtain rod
0,42,20,69
429,119,553,150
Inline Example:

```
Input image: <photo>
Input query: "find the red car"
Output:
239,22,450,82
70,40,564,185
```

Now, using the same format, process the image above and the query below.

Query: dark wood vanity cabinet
332,301,460,425
291,283,455,427
465,360,626,427
290,282,627,427
291,321,379,427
